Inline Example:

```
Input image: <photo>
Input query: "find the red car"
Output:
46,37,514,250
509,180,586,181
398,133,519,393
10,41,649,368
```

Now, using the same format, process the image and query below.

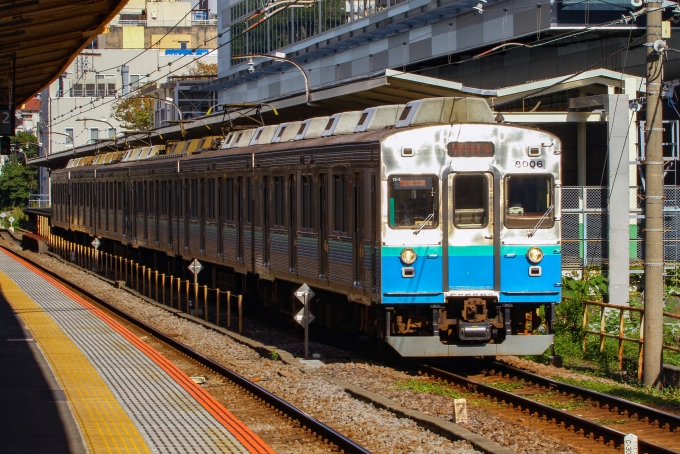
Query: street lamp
40,131,75,153
76,118,118,145
11,142,46,163
232,54,311,105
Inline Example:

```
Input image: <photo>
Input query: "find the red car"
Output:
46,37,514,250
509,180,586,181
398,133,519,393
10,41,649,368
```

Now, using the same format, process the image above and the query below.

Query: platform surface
0,249,273,454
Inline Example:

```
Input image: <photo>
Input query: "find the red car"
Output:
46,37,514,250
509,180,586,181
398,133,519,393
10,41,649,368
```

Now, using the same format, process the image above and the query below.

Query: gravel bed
5,242,478,454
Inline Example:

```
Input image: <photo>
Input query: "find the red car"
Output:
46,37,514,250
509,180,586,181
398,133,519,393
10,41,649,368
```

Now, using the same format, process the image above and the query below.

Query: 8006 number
515,160,543,168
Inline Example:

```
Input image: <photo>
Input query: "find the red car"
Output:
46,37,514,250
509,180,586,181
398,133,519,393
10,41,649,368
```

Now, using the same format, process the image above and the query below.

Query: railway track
420,363,680,454
0,244,370,454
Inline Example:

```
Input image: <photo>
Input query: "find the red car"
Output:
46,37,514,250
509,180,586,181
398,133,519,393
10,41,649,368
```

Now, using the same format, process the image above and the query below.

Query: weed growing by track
390,379,462,398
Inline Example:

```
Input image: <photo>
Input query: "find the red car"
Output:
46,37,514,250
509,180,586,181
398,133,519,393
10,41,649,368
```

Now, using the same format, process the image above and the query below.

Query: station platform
0,249,273,454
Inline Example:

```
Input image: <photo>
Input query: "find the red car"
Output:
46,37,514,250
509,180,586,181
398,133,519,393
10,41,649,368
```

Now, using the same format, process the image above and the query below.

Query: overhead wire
47,0,308,130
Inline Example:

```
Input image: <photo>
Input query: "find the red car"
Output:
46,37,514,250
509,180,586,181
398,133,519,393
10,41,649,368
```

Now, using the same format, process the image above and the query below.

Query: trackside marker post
624,434,638,454
294,284,315,358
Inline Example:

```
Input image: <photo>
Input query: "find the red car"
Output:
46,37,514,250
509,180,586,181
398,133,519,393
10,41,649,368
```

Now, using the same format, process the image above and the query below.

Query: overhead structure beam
0,0,129,106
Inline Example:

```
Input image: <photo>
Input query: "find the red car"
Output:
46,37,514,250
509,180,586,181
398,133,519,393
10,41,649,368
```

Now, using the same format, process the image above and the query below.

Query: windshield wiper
413,212,434,235
528,205,554,237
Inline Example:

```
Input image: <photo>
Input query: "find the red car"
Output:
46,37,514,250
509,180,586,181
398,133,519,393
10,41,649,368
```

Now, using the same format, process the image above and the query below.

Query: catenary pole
643,0,664,388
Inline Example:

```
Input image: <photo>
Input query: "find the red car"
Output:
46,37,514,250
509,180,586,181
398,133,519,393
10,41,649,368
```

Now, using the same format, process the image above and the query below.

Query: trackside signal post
644,0,665,388
294,284,315,358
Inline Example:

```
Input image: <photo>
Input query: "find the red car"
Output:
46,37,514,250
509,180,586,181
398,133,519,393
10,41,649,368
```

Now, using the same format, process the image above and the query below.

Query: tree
0,153,37,208
11,130,39,159
111,91,154,131
184,61,218,77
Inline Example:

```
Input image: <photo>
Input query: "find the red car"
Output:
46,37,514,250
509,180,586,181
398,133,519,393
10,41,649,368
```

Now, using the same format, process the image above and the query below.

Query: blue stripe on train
381,246,444,304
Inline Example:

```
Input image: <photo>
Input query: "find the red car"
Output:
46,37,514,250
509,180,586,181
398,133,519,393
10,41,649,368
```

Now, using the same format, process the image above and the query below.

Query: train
50,97,562,357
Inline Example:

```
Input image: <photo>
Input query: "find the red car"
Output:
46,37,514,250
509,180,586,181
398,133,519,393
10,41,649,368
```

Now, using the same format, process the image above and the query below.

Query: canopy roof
0,0,128,106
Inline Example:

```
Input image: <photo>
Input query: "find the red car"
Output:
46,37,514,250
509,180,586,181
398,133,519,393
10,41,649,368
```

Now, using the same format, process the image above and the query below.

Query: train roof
55,97,500,174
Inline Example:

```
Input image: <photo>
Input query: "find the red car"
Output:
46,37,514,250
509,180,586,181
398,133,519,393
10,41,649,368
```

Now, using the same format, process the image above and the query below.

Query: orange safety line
1,249,275,454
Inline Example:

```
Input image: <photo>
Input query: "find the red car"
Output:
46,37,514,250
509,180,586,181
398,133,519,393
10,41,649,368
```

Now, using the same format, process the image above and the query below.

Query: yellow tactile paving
0,271,151,454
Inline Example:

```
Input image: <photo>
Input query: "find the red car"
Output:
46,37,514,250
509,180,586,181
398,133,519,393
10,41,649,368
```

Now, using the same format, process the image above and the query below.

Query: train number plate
515,160,543,169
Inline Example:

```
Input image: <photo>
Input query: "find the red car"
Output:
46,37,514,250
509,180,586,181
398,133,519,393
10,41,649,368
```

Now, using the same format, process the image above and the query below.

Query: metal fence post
161,273,165,305
227,291,231,327
238,294,242,334
216,288,220,326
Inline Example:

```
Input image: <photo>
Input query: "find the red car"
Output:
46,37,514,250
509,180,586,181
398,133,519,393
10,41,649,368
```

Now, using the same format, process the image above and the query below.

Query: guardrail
583,300,680,379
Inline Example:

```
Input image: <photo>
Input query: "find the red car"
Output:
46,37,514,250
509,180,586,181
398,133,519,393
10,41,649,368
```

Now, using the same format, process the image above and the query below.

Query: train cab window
453,174,488,228
388,175,438,229
504,174,554,229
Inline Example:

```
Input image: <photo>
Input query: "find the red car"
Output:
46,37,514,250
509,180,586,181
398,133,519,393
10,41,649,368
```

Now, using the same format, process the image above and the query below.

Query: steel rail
487,360,680,432
420,364,677,454
0,245,370,454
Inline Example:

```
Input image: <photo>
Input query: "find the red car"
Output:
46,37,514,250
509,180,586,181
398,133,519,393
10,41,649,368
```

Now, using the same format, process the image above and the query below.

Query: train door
447,173,494,289
353,172,364,286
155,180,160,244
184,178,190,251
288,174,297,272
318,173,328,278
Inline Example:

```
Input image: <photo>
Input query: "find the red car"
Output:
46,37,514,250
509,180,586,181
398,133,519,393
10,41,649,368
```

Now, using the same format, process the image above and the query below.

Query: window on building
129,74,148,89
95,74,115,97
108,128,116,139
89,128,99,143
64,128,74,147
179,41,188,50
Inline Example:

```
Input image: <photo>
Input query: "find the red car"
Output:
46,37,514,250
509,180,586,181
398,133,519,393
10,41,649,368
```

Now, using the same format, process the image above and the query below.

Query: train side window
388,175,438,229
273,176,284,227
302,175,313,230
245,177,252,224
504,174,554,229
453,174,488,228
191,179,198,218
333,174,348,233
225,178,234,222
207,179,215,220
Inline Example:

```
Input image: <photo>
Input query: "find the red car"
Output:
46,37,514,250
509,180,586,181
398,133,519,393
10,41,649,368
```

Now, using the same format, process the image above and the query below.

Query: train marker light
526,247,544,264
400,248,417,265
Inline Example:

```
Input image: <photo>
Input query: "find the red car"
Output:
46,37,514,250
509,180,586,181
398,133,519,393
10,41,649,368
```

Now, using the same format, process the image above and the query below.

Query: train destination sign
392,176,432,190
447,141,495,157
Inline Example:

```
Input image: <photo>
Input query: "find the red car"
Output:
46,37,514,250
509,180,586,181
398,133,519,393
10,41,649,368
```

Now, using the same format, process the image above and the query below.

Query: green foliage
390,379,462,398
111,92,154,131
562,272,608,301
270,350,280,361
0,153,37,208
11,131,39,159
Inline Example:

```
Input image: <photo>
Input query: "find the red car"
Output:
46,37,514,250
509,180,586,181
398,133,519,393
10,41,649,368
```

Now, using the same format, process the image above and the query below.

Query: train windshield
505,174,554,229
389,175,438,229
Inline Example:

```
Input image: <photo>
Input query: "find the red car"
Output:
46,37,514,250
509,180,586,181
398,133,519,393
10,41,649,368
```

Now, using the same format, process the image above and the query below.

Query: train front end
380,112,561,357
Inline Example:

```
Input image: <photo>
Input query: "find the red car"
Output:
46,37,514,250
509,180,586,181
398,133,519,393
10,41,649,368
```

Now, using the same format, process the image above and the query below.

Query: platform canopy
0,0,129,107
28,68,644,169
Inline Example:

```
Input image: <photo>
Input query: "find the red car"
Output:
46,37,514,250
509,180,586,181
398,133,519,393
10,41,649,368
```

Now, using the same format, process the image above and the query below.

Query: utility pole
643,0,665,388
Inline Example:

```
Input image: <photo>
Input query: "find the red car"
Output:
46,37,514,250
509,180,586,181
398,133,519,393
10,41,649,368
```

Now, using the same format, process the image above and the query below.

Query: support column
577,122,587,186
604,94,631,306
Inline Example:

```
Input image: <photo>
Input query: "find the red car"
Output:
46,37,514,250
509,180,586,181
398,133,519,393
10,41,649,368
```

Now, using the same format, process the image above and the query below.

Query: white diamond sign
294,307,315,328
8,217,13,224
294,283,315,305
188,259,203,275
91,238,101,249
0,213,6,218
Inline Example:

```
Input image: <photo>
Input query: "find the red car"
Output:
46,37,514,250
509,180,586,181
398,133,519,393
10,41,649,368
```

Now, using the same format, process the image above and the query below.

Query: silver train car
50,97,561,357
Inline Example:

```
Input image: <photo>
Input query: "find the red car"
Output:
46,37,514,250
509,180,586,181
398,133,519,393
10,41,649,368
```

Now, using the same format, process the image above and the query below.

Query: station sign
0,105,14,136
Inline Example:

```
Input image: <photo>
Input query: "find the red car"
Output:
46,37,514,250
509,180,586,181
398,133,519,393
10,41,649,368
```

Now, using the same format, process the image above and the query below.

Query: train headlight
400,248,417,265
526,247,544,264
